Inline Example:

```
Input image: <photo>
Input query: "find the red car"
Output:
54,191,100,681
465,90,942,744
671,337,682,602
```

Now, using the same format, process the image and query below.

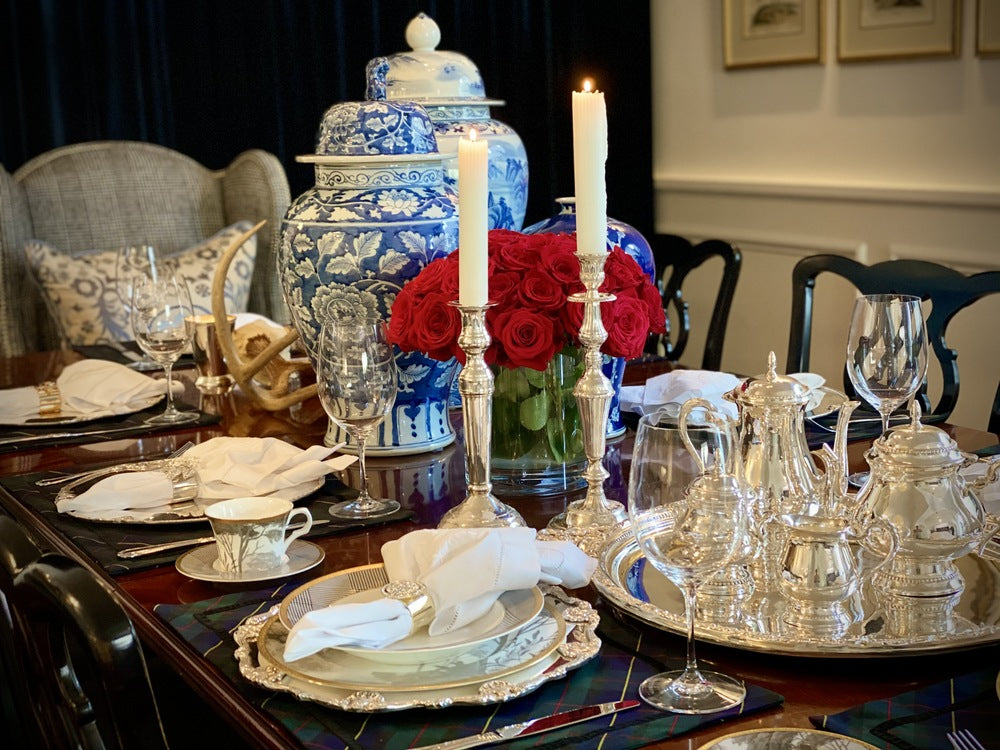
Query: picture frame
978,0,1000,56
838,0,961,62
723,0,824,69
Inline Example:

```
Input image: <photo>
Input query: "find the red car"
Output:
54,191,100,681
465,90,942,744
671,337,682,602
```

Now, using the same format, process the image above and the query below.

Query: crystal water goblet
316,316,400,519
628,406,747,713
130,272,198,425
116,245,168,371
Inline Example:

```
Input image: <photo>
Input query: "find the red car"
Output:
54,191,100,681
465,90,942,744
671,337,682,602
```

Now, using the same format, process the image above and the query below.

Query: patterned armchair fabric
0,141,291,356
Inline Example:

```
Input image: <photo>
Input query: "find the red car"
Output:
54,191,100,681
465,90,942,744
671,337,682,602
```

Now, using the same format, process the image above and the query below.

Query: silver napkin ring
381,581,434,633
35,381,61,416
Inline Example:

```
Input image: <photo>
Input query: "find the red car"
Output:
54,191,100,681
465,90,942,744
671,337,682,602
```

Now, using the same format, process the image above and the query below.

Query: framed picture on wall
978,0,1000,56
722,0,824,69
838,0,961,62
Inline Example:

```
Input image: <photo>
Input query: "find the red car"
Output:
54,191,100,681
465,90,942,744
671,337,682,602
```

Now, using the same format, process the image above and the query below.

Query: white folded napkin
789,372,827,412
57,472,176,514
187,437,356,500
282,528,597,661
0,359,170,422
619,370,743,421
54,437,357,515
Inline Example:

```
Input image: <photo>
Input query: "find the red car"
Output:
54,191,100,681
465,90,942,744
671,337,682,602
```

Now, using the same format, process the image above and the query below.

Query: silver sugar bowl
853,401,1000,597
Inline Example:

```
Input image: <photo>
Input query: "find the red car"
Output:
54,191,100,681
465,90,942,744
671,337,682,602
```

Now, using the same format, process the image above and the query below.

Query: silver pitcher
853,401,1000,597
777,513,898,637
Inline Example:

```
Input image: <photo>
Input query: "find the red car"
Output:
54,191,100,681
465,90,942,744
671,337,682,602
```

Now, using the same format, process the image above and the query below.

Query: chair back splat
647,234,742,371
786,254,1000,424
11,551,170,750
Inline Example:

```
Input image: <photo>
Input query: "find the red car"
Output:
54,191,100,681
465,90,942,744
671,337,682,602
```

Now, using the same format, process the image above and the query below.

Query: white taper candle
458,129,489,306
572,79,608,257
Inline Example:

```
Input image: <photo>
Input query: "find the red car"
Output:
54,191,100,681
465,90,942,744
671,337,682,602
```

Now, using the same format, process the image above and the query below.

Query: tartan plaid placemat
155,587,784,749
0,473,414,575
811,669,1000,750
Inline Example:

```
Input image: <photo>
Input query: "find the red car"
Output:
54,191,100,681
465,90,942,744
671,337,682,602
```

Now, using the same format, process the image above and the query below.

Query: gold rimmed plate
701,727,878,749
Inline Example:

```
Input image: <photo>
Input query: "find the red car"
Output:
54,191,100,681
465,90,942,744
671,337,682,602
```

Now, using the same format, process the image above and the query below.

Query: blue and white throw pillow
24,221,257,347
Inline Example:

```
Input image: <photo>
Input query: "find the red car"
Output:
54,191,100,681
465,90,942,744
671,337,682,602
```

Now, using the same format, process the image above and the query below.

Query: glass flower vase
490,347,588,496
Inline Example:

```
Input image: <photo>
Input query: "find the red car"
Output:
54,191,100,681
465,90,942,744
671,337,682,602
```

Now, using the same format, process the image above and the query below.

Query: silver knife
0,423,154,448
117,519,329,559
415,699,640,750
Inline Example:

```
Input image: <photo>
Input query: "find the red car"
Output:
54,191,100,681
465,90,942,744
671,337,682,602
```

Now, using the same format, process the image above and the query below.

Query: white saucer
176,540,324,583
701,728,878,749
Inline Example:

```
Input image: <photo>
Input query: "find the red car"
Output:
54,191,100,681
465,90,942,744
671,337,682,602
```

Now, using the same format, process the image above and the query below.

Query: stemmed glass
116,245,166,371
316,316,400,520
845,294,928,484
628,403,747,713
130,272,199,425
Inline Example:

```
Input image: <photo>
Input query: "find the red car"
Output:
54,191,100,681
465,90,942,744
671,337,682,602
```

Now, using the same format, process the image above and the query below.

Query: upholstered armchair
0,141,291,357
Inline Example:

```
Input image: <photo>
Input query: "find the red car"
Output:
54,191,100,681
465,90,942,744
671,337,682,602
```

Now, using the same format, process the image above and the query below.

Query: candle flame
469,128,478,142
582,79,593,93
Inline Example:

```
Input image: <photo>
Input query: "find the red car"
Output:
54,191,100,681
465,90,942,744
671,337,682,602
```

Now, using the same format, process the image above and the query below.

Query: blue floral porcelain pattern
316,101,437,157
281,150,459,455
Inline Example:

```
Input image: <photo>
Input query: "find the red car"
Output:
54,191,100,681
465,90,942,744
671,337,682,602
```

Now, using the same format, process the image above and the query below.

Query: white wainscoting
655,177,1000,431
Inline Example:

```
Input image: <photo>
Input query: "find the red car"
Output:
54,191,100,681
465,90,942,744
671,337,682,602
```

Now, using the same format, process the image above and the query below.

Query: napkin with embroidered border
282,527,597,661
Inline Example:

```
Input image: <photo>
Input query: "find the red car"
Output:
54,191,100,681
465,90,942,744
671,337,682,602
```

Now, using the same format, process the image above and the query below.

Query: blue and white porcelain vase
524,197,657,438
370,13,529,230
279,99,459,456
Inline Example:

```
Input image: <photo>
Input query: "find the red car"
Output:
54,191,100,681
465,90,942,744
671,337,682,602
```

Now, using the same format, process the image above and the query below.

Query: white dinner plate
258,601,564,692
701,727,879,749
176,539,325,583
277,563,544,665
0,394,164,426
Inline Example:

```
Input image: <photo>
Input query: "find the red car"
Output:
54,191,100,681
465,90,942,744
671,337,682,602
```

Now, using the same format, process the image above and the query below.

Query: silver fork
947,729,987,750
36,441,195,487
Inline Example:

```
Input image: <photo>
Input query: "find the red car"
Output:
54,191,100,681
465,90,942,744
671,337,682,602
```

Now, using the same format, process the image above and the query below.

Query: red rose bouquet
388,229,666,370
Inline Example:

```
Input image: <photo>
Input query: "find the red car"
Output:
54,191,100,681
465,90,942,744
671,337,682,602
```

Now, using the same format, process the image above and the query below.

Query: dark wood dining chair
787,254,1000,423
11,552,170,750
645,234,742,371
0,516,45,748
990,382,1000,437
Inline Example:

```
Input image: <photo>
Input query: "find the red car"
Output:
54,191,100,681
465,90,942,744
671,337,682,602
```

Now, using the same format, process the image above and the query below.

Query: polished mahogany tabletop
0,350,997,749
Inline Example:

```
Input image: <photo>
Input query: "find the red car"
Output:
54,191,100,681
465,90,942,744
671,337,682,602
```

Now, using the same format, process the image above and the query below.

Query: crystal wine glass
316,316,400,519
116,245,167,371
845,294,928,485
628,403,747,713
130,272,199,425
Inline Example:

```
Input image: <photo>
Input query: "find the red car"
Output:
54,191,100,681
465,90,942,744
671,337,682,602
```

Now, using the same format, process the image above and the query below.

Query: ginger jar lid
367,13,504,107
296,99,442,165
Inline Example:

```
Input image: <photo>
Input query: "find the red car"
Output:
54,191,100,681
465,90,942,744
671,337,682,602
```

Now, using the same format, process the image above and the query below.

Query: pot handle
964,455,1000,494
678,398,735,477
857,518,900,578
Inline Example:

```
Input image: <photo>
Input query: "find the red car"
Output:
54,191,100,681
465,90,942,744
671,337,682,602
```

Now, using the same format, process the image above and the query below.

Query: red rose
492,232,541,271
410,292,461,361
641,282,667,334
518,269,564,311
540,241,581,286
411,256,458,299
603,294,651,359
387,289,416,350
489,271,521,306
491,308,561,371
601,247,648,294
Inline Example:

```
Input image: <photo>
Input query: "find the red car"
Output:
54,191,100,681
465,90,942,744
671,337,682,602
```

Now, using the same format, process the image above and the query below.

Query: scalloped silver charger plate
233,587,601,712
594,525,1000,657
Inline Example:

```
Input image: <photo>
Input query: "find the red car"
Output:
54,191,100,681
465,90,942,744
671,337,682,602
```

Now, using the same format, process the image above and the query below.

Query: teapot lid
301,99,440,161
367,13,505,106
872,402,965,467
732,351,810,408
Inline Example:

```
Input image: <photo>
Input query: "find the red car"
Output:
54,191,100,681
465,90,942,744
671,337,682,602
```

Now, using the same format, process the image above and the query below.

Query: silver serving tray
594,526,1000,657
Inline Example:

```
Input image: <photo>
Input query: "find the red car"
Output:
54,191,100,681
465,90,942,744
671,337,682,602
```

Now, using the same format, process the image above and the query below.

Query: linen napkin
618,370,743,421
282,527,597,661
54,437,357,515
0,359,172,422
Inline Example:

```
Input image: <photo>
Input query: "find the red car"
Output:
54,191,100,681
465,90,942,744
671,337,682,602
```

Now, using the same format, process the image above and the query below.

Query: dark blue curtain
1,0,652,234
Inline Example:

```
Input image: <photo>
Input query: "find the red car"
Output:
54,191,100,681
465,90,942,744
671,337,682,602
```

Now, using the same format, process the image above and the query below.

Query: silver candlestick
547,252,627,533
438,303,525,529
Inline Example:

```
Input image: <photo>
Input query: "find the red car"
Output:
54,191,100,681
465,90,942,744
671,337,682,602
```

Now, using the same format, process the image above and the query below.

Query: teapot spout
833,399,861,495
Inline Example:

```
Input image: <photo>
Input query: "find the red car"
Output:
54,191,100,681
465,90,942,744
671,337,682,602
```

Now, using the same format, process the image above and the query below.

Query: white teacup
204,497,312,574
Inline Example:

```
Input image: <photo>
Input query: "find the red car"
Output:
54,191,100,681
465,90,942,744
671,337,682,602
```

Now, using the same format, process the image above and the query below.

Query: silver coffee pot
852,401,1000,597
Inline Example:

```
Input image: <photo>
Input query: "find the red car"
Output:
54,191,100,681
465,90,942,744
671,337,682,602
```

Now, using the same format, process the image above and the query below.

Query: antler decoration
211,220,317,410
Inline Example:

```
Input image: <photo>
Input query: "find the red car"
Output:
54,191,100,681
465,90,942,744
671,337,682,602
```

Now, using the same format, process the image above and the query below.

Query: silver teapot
853,401,1000,597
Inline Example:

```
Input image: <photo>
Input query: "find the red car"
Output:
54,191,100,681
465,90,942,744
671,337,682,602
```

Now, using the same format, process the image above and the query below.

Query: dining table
0,348,998,750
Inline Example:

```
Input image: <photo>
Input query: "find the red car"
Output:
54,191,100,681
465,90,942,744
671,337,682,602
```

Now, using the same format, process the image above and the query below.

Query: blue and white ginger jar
279,99,459,455
370,13,529,231
524,197,658,439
